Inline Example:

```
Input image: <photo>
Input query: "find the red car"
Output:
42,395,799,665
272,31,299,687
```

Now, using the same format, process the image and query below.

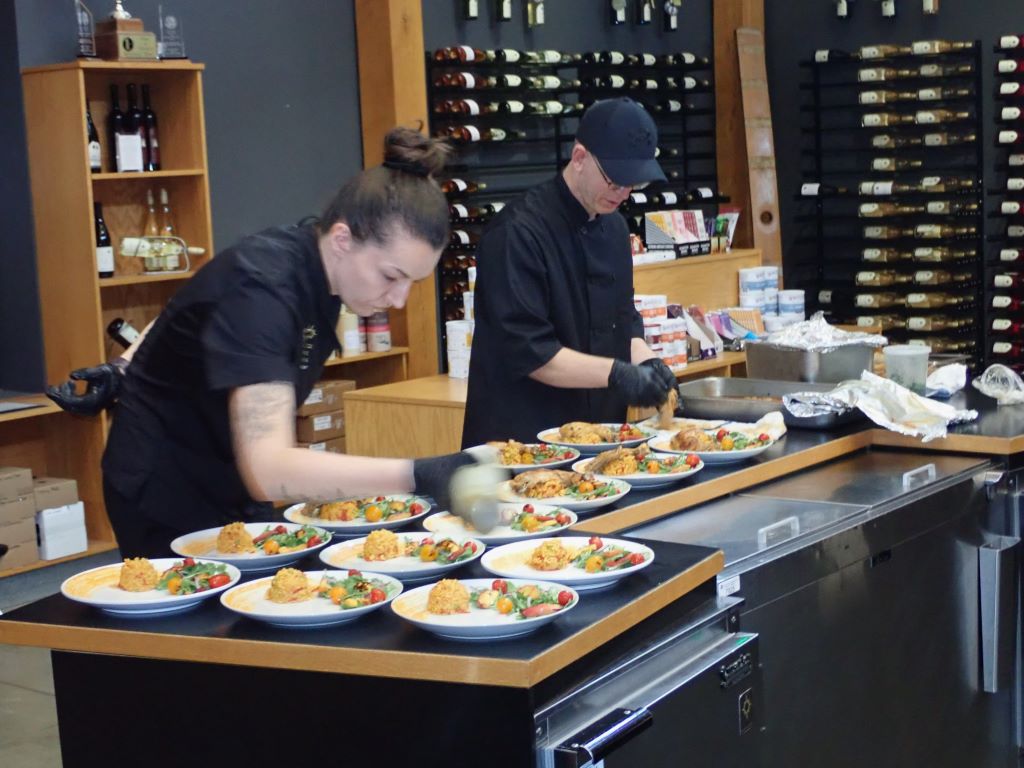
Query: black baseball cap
575,98,666,186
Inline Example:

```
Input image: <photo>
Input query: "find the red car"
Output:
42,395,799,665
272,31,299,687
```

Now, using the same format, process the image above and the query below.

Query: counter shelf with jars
988,35,1024,371
794,40,985,363
427,46,724,360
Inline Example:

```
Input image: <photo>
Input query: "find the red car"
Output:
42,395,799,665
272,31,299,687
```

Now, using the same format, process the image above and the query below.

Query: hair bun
383,126,451,178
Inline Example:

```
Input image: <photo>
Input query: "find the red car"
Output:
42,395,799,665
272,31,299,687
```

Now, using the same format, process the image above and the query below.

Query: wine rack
794,41,986,365
988,36,1024,372
426,46,725,356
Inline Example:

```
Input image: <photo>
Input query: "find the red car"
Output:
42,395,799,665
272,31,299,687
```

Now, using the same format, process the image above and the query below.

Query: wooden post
354,0,439,380
714,0,765,251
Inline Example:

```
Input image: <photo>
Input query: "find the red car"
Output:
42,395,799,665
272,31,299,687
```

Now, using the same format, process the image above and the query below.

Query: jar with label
339,305,360,358
366,311,392,353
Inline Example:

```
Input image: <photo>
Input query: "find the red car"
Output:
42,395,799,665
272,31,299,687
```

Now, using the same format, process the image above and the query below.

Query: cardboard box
0,517,39,570
0,467,33,501
37,501,86,541
0,496,35,526
33,477,80,511
297,379,357,417
299,437,347,454
296,408,345,442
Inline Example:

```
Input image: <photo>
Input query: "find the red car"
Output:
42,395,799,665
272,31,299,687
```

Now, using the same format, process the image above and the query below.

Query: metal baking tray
676,377,865,430
744,342,875,383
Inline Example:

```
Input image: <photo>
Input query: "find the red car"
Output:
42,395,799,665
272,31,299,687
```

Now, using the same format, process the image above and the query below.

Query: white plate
497,478,630,513
318,534,484,582
647,436,775,465
170,522,332,574
391,578,578,641
536,424,655,455
481,536,654,591
283,494,431,534
571,454,705,489
473,443,582,472
61,558,241,616
421,503,578,545
219,569,402,628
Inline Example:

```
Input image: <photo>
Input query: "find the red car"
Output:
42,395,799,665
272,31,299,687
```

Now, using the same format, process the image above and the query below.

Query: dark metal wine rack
426,47,725,363
794,42,986,364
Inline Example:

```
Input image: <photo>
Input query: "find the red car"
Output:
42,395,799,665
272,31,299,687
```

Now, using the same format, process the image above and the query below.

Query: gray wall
765,0,1019,290
0,0,44,392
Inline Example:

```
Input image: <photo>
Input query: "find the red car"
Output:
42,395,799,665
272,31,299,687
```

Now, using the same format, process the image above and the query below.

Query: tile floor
0,549,120,768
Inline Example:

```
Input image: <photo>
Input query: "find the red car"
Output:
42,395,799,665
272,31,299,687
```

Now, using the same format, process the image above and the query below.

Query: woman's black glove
46,363,124,416
608,359,674,407
412,452,477,513
413,449,508,532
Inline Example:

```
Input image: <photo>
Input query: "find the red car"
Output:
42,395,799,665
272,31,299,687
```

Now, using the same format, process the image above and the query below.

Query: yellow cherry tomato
496,597,514,614
720,436,734,451
165,577,182,595
517,584,541,599
646,462,660,474
419,544,438,562
329,586,347,605
342,597,360,609
262,539,280,555
364,505,383,523
521,515,540,532
577,481,595,494
585,555,604,573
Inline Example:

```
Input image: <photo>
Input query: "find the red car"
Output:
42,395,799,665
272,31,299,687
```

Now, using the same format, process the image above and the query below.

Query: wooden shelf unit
14,59,214,566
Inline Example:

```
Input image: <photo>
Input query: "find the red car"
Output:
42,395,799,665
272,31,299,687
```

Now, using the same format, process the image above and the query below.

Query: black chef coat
102,224,341,532
461,174,645,447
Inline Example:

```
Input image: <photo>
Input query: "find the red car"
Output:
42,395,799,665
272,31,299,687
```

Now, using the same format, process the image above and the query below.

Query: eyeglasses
591,153,649,192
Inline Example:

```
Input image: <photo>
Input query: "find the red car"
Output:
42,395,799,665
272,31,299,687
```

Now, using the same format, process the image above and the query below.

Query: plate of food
170,522,332,573
481,536,654,591
391,577,578,640
485,440,581,471
219,567,402,628
497,470,629,512
61,557,241,616
421,503,578,545
572,444,704,489
649,427,776,465
318,530,484,582
283,494,431,534
537,422,654,455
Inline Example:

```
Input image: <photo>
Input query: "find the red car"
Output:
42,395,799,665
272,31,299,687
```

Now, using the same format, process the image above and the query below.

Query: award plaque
75,0,97,58
96,1,158,60
158,4,187,59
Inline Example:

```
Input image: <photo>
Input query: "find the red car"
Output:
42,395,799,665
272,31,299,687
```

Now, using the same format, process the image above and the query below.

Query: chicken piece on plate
559,422,615,444
669,427,715,452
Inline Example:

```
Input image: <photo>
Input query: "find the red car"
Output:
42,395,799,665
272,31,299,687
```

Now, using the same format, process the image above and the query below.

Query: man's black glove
412,452,477,513
639,357,678,394
46,363,124,416
608,359,675,408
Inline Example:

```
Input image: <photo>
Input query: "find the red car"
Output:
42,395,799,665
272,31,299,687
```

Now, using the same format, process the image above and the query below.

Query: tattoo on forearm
233,383,294,443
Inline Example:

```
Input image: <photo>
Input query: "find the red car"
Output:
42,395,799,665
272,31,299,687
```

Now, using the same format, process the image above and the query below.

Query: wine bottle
626,53,658,67
525,75,574,90
998,61,1024,75
1002,106,1024,121
657,98,685,113
915,109,971,125
862,247,912,263
925,200,979,215
911,40,974,55
859,90,916,105
497,100,525,114
108,83,124,171
86,106,101,172
855,270,912,286
906,292,970,308
857,314,906,330
584,75,627,89
862,112,915,127
801,183,849,197
441,178,485,196
1000,36,1024,50
1002,201,1024,215
859,202,925,217
1009,224,1024,237
999,83,1024,97
107,317,141,350
523,49,569,64
496,0,513,21
913,246,974,262
859,180,917,195
144,189,160,236
907,314,970,332
915,223,977,239
445,126,523,143
610,1,627,25
489,49,522,63
922,338,975,353
434,46,488,63
913,269,973,285
923,131,976,147
858,67,915,82
870,157,923,172
860,44,912,59
687,187,717,202
871,134,923,149
680,76,709,90
636,0,654,24
141,84,160,172
94,202,114,278
158,187,175,237
1001,248,1023,262
450,229,480,248
665,52,708,67
1002,130,1024,145
917,176,977,193
814,49,858,63
917,86,972,101
993,295,1024,311
629,77,661,91
437,98,490,115
993,341,1024,357
992,319,1024,334
126,84,144,151
463,0,479,19
584,51,626,65
994,272,1024,289
855,291,903,308
919,63,974,77
864,225,914,239
526,100,572,115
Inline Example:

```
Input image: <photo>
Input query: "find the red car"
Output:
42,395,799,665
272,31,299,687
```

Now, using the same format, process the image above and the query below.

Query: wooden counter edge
868,428,1024,456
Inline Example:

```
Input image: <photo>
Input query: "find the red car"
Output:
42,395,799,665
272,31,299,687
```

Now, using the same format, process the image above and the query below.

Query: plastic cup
883,344,930,394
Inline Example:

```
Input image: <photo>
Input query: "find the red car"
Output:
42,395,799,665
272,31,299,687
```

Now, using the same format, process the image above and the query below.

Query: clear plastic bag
972,365,1024,405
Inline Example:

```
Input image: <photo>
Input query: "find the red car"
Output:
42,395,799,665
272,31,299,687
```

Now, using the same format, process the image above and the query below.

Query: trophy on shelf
95,1,158,61
157,4,187,59
74,0,97,58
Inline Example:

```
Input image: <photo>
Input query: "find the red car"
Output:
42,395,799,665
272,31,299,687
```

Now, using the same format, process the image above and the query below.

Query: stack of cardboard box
296,379,356,454
0,467,39,570
34,477,86,560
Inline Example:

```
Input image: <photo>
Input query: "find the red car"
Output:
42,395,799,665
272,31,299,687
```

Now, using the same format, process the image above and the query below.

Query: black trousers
102,476,184,559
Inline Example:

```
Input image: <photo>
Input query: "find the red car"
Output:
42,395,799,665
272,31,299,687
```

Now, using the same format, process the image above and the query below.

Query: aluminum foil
762,312,887,352
973,364,1024,405
784,371,977,442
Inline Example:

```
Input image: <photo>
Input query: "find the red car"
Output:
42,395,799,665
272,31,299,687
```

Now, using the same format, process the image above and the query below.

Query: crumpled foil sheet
763,312,888,352
783,371,977,442
973,364,1024,405
926,363,966,398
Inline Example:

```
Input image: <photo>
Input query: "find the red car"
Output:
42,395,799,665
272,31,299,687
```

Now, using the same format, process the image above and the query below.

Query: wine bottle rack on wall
426,46,726,357
793,41,985,365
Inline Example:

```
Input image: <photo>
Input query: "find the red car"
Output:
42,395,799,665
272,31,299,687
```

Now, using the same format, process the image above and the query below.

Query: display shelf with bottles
794,40,985,365
17,59,213,558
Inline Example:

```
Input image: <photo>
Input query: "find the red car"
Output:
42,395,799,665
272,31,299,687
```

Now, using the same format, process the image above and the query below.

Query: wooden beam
354,0,438,380
713,0,765,251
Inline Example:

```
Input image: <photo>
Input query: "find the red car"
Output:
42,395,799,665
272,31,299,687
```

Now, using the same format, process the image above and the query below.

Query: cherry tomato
305,535,322,548
685,454,700,467
467,542,477,553
165,577,182,595
523,503,534,514
421,537,434,546
348,569,362,576
492,579,508,593
496,596,514,614
647,462,660,474
364,505,383,523
589,536,604,549
562,451,573,459
410,502,423,514
207,573,230,589
329,586,347,604
375,496,385,502
628,552,645,566
759,433,771,442
369,588,386,604
273,525,286,535
555,512,571,526
557,590,573,606
716,429,728,441
262,539,281,555
183,557,195,567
